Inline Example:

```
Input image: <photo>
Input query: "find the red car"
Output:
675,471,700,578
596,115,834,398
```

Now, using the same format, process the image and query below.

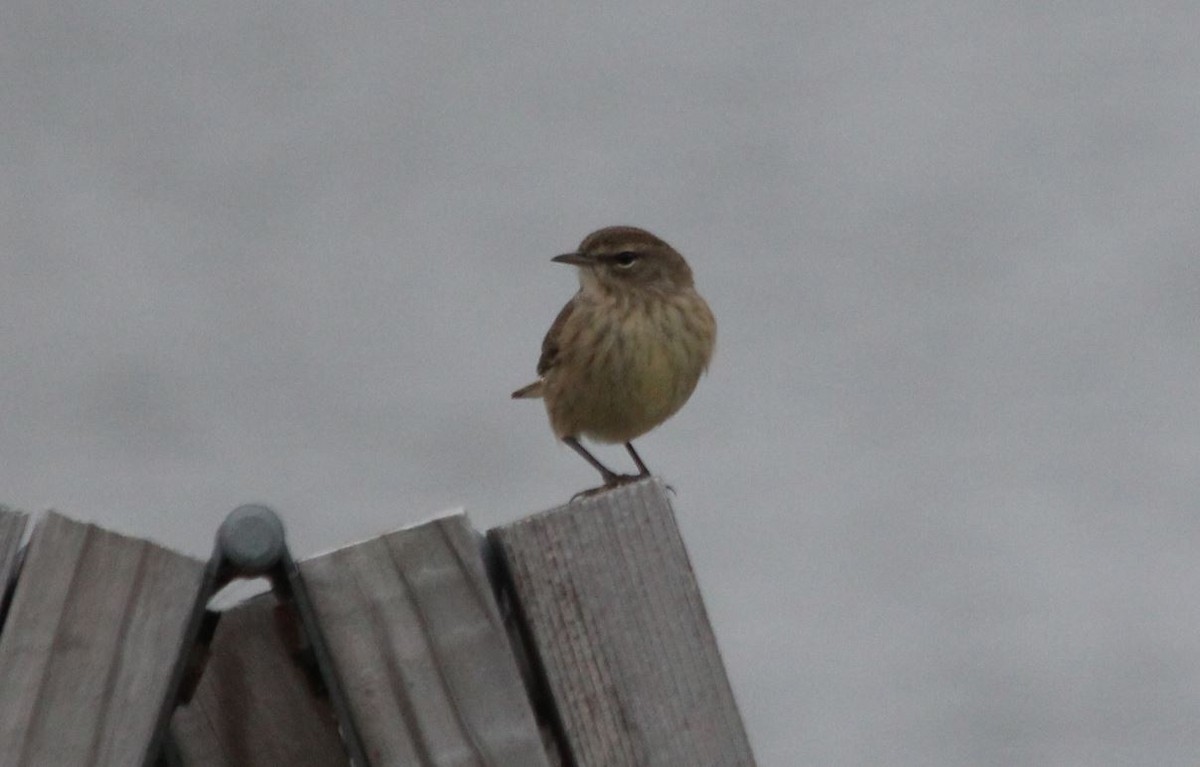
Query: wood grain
0,512,205,767
299,513,551,767
490,479,757,767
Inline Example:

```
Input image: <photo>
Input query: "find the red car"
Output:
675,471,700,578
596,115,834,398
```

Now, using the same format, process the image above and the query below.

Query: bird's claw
571,473,662,502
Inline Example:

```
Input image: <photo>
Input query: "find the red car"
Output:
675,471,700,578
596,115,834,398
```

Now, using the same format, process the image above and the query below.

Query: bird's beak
551,252,591,266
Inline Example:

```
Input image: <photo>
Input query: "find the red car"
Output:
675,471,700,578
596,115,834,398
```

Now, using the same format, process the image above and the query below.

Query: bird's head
553,226,694,295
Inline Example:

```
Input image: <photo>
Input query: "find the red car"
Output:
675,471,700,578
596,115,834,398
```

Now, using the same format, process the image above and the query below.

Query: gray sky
4,2,1199,764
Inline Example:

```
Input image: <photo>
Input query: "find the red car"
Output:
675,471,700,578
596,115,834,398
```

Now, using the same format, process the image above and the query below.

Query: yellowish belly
545,296,713,443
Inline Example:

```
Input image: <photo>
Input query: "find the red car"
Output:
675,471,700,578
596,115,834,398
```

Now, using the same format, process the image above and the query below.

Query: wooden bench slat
300,513,552,767
0,512,205,767
490,479,757,767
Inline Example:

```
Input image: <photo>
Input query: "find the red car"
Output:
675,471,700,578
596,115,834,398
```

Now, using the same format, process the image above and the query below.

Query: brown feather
536,295,578,376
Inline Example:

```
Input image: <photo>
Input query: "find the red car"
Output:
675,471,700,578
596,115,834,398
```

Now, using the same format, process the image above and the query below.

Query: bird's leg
625,441,674,493
625,442,651,477
565,438,645,501
565,437,622,485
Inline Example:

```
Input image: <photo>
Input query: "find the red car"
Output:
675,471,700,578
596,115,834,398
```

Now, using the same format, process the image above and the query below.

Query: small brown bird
513,226,716,488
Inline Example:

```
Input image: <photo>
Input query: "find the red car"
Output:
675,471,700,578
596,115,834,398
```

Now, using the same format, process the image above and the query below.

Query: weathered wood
299,513,551,767
0,512,205,767
170,595,350,766
0,508,28,631
490,479,756,767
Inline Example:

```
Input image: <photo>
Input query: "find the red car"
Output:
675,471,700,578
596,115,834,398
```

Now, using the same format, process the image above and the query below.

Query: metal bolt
216,504,286,573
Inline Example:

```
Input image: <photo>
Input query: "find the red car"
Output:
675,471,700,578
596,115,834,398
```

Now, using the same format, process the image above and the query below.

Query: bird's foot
630,469,674,495
570,473,645,502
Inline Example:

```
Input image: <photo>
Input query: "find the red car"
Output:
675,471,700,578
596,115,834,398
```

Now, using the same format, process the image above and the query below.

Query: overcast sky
4,2,1199,764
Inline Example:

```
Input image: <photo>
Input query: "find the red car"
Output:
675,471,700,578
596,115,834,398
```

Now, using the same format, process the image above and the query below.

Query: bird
513,225,716,491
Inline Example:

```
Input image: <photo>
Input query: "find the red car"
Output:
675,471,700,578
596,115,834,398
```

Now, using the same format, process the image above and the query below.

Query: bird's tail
511,380,545,399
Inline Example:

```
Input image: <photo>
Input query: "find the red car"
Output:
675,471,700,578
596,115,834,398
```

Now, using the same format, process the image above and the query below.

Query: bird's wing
537,296,577,376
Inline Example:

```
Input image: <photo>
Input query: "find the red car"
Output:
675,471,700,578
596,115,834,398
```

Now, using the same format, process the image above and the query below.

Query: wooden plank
170,595,350,767
299,513,551,767
0,512,205,767
489,478,757,767
0,508,28,632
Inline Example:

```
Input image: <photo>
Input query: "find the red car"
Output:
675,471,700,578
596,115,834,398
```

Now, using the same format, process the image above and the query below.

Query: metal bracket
142,504,370,767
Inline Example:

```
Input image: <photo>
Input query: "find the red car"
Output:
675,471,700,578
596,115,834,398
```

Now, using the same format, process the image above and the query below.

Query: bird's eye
612,251,639,268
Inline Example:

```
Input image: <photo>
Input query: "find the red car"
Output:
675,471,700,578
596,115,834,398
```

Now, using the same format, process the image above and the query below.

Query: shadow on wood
0,508,28,633
170,595,350,767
